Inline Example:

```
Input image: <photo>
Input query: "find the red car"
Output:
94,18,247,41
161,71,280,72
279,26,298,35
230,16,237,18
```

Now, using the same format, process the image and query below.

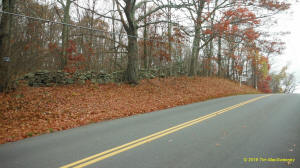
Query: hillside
0,77,259,144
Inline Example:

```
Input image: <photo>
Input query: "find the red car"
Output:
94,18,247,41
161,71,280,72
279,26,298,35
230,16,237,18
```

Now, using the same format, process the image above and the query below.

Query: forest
0,0,296,93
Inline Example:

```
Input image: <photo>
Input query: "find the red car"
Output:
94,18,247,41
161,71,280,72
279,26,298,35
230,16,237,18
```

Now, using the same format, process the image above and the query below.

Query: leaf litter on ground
0,77,259,144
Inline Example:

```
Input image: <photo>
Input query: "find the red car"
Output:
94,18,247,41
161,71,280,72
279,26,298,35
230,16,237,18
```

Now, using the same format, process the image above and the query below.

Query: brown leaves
0,77,258,144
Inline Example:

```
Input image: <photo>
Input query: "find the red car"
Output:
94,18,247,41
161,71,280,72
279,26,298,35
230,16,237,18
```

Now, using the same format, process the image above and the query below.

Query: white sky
270,1,300,93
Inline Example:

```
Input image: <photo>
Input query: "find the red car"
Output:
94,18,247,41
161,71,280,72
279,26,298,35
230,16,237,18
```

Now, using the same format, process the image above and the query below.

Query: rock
66,78,74,84
32,83,41,87
35,70,50,75
24,73,35,80
91,79,97,84
79,75,87,80
78,80,85,85
46,83,54,87
96,79,104,84
23,70,122,87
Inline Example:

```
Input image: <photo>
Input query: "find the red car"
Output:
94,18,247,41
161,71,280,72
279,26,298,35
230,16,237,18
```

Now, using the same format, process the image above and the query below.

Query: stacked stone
24,70,52,87
139,69,158,79
52,71,73,85
22,69,166,87
23,70,115,87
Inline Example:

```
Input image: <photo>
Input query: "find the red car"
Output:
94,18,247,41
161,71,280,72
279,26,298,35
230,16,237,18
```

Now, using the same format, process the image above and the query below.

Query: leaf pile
0,77,259,144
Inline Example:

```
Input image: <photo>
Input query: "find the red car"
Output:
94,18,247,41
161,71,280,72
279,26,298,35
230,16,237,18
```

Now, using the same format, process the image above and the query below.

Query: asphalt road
0,94,299,168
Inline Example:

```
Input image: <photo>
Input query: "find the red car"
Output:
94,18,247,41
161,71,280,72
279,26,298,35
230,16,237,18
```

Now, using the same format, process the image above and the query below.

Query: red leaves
48,42,58,51
64,40,87,73
258,76,272,93
232,25,239,33
236,7,249,14
214,7,260,37
204,29,213,35
0,77,259,144
222,7,260,25
224,10,235,17
66,40,77,54
259,0,290,11
244,28,260,41
213,23,226,35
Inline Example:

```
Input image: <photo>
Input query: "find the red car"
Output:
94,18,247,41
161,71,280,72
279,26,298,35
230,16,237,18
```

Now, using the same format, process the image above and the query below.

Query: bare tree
283,73,296,94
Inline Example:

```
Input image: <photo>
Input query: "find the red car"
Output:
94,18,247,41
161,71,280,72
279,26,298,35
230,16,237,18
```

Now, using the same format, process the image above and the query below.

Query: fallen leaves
0,77,259,144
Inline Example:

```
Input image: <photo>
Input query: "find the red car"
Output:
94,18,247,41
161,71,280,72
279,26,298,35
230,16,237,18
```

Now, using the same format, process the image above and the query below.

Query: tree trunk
122,0,139,84
60,0,72,70
207,39,213,76
188,1,205,76
0,0,15,92
143,2,148,69
217,36,222,77
167,0,172,68
231,57,235,80
188,27,201,76
253,60,258,89
112,0,118,71
126,31,139,84
227,57,230,78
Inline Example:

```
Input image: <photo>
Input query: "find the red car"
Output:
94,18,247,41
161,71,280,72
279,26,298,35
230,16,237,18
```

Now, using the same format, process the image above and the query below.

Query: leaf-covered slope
0,77,259,144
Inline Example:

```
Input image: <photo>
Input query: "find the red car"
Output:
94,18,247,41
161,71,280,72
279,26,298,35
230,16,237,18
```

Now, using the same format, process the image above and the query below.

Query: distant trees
0,0,293,92
270,66,297,93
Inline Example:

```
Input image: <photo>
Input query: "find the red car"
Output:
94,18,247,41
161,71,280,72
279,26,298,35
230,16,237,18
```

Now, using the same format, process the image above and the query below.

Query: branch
138,20,178,28
134,0,150,12
137,2,192,23
56,0,65,8
198,34,215,50
115,0,129,31
54,5,63,22
72,1,122,22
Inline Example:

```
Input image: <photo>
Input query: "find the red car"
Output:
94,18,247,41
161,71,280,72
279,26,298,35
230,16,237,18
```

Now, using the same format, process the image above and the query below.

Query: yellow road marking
60,95,270,168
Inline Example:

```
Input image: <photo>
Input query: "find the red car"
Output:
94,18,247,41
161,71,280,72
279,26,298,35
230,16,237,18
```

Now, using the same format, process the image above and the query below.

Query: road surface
0,94,299,168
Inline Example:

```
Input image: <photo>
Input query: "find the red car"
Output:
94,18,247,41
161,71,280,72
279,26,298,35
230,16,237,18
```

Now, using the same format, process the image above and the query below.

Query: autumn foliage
0,77,259,144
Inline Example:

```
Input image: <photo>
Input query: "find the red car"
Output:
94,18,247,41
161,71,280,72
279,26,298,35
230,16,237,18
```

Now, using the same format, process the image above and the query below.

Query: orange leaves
48,42,58,51
244,28,260,41
204,29,213,35
259,0,290,11
24,44,31,51
0,77,258,144
64,40,87,73
222,7,260,25
66,40,77,54
236,7,249,14
232,25,239,33
224,10,235,17
213,23,226,35
172,27,187,42
216,7,260,38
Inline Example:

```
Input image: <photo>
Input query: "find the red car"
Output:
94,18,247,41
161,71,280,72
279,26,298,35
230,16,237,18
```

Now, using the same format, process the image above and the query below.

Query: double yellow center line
60,95,270,168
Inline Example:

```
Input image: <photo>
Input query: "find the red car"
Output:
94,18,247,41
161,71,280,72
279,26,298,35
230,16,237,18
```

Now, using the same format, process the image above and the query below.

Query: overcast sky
270,1,300,93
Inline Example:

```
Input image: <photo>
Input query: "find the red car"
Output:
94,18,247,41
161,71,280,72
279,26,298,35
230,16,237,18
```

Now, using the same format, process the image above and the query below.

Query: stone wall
22,69,169,87
22,70,123,87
